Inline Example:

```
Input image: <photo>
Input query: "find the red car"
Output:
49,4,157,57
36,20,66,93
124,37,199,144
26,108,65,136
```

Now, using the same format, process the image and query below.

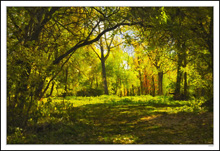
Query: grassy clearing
7,95,213,144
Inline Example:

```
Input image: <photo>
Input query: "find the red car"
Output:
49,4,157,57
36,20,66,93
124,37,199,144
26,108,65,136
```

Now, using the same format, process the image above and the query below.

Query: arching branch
53,22,145,65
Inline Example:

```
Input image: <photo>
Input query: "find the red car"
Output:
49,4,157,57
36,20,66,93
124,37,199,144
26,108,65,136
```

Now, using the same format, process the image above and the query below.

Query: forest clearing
7,95,213,144
5,6,214,145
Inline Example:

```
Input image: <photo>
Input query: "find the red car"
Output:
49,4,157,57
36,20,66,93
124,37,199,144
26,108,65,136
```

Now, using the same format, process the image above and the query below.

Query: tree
164,7,213,99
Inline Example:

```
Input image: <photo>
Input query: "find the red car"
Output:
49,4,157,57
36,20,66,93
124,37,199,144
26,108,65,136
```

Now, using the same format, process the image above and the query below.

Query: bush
76,88,103,96
121,98,132,103
201,97,213,112
57,91,75,97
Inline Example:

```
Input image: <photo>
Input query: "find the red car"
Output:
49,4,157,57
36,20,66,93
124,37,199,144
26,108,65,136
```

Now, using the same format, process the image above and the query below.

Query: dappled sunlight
139,114,162,121
112,134,138,144
7,95,213,144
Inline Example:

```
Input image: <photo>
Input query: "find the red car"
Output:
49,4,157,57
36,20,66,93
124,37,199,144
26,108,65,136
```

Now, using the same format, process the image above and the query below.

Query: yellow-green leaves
160,7,168,24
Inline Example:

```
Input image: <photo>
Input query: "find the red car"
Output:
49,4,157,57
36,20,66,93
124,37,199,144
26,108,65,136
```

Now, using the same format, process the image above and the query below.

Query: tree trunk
174,52,183,100
49,81,55,96
17,61,31,117
115,77,119,95
23,91,33,128
152,75,155,97
144,74,148,95
63,67,68,105
183,49,188,100
64,67,68,95
138,70,143,95
132,85,135,96
11,60,31,128
138,87,140,96
184,72,187,99
127,88,130,96
100,46,109,95
90,76,94,88
96,77,99,89
124,87,126,96
208,14,213,70
158,71,163,95
137,56,143,95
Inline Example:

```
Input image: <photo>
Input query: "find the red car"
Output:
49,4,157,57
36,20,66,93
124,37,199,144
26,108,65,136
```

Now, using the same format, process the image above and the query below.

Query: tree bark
174,54,183,100
152,75,155,97
64,67,68,97
100,46,109,95
138,70,143,95
174,42,184,100
144,73,148,95
49,81,55,96
11,60,31,127
16,61,31,114
132,85,135,96
183,49,188,100
158,71,163,95
184,72,187,99
137,56,143,95
96,77,99,89
208,13,213,70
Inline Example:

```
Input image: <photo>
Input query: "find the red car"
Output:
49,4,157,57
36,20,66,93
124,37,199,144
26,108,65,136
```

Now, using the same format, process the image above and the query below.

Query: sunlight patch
140,114,162,121
112,134,138,144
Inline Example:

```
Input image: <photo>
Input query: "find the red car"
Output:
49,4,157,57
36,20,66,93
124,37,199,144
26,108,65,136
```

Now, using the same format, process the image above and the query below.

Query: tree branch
52,18,76,36
53,22,144,65
90,45,101,60
85,20,101,42
30,7,60,41
40,50,73,99
92,7,106,19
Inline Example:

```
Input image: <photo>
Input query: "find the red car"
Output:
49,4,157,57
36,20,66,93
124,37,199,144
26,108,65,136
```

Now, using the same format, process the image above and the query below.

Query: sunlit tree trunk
138,70,143,95
100,46,109,95
137,56,143,95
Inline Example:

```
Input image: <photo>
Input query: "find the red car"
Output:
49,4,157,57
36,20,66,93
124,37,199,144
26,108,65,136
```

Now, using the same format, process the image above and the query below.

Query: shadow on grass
8,99,213,144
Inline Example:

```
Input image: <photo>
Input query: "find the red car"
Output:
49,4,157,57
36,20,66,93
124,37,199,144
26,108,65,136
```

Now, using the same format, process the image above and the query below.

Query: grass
7,95,213,144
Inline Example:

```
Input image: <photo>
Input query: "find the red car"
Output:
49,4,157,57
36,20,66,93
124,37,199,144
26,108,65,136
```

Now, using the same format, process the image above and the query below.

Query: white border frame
1,1,219,150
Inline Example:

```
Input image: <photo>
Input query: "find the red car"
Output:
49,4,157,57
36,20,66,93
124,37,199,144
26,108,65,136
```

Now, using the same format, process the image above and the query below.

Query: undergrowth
7,95,211,144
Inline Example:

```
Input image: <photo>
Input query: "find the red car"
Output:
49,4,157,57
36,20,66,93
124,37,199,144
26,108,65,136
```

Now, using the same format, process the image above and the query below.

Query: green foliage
7,127,26,144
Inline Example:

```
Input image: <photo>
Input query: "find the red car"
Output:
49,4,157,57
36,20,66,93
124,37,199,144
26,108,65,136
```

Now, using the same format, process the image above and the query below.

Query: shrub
76,88,103,96
201,97,213,112
121,98,132,103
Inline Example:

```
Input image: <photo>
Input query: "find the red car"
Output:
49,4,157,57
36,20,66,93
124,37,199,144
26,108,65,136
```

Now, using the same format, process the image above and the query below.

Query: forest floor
7,95,213,144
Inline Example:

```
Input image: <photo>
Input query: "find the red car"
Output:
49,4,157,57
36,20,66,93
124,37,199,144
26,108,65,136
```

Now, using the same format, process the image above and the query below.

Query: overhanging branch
53,22,145,65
